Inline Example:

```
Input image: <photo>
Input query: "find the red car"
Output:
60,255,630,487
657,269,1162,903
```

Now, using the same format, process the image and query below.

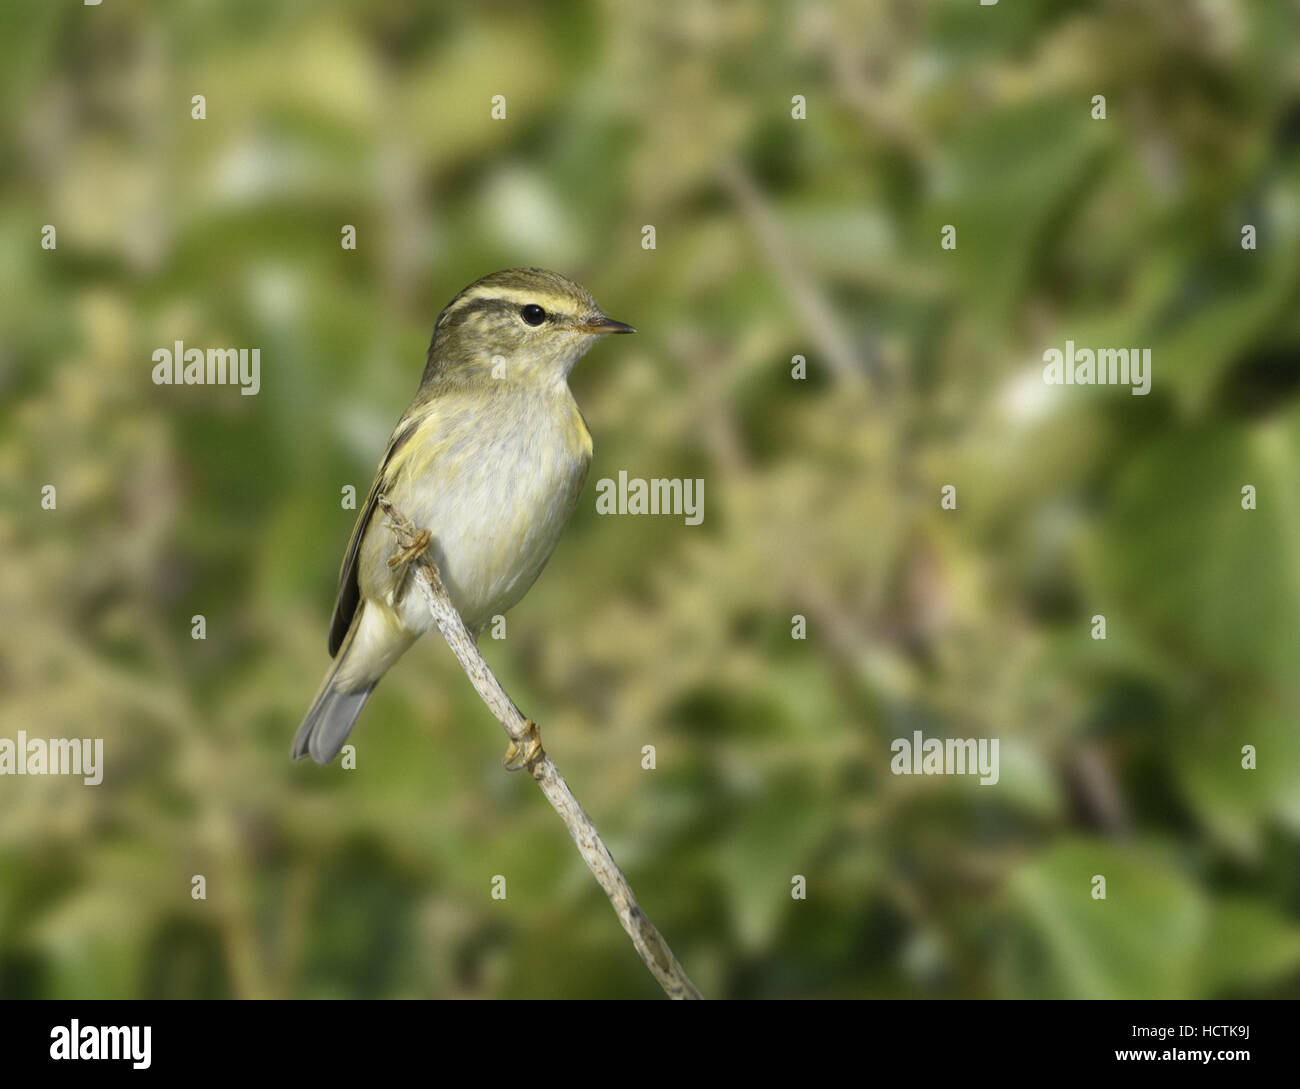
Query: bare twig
376,494,702,1000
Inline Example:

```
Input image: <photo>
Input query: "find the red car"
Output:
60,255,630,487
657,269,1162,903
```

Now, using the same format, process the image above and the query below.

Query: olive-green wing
328,419,418,656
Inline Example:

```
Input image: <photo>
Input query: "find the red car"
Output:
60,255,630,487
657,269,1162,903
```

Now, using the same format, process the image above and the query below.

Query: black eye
520,304,546,326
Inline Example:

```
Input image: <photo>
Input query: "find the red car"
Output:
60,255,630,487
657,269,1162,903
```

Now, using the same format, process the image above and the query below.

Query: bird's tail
292,615,378,765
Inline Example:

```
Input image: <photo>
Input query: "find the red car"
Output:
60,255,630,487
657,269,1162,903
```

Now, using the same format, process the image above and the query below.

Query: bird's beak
578,315,636,335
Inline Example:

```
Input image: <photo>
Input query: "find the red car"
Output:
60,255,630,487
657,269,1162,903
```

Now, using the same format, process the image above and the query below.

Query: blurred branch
376,494,702,1001
719,158,869,384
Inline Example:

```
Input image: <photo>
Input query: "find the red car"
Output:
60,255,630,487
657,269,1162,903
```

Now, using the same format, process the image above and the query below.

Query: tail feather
291,678,376,764
295,599,417,765
293,610,378,765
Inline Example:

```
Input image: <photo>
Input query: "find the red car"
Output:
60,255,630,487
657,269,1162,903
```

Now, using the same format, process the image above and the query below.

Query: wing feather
327,418,419,656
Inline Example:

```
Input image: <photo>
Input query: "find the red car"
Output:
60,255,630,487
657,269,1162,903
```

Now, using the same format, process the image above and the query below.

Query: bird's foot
387,528,432,570
502,719,544,771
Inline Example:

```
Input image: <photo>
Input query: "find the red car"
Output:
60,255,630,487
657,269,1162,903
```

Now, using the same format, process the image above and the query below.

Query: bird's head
424,267,634,387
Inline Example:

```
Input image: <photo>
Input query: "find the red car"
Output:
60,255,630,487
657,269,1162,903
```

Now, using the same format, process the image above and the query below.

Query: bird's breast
363,386,592,634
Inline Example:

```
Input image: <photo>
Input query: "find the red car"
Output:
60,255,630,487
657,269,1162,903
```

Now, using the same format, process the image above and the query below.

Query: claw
387,527,432,569
503,719,544,770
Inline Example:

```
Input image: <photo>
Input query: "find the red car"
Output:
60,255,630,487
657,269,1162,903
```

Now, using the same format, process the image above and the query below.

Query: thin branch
377,494,702,1000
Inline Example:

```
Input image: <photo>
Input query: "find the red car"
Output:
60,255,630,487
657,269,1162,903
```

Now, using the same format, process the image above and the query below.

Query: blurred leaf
1196,897,1300,995
1086,421,1300,682
1174,704,1300,854
1005,839,1204,999
717,777,833,953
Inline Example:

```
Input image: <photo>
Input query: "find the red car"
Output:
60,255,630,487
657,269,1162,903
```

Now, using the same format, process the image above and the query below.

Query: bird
292,267,634,765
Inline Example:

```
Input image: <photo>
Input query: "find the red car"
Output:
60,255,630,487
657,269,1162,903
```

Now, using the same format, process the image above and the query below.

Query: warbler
293,268,633,765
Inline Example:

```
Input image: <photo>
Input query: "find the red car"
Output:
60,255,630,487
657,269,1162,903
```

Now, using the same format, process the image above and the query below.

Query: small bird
293,268,634,765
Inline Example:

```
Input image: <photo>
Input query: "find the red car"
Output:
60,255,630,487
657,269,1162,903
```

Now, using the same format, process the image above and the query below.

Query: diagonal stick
377,494,702,1000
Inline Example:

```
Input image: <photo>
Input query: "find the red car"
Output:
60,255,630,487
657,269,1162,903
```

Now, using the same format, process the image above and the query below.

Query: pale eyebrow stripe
445,285,575,314
436,297,507,331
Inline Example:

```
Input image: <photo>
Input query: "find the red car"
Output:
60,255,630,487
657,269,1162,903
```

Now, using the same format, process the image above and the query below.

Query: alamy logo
50,1020,151,1069
0,732,103,785
152,341,261,395
1042,340,1151,395
595,471,704,525
890,731,1000,785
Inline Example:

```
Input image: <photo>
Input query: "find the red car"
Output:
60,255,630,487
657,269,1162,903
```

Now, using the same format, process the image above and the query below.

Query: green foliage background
2,0,1299,999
